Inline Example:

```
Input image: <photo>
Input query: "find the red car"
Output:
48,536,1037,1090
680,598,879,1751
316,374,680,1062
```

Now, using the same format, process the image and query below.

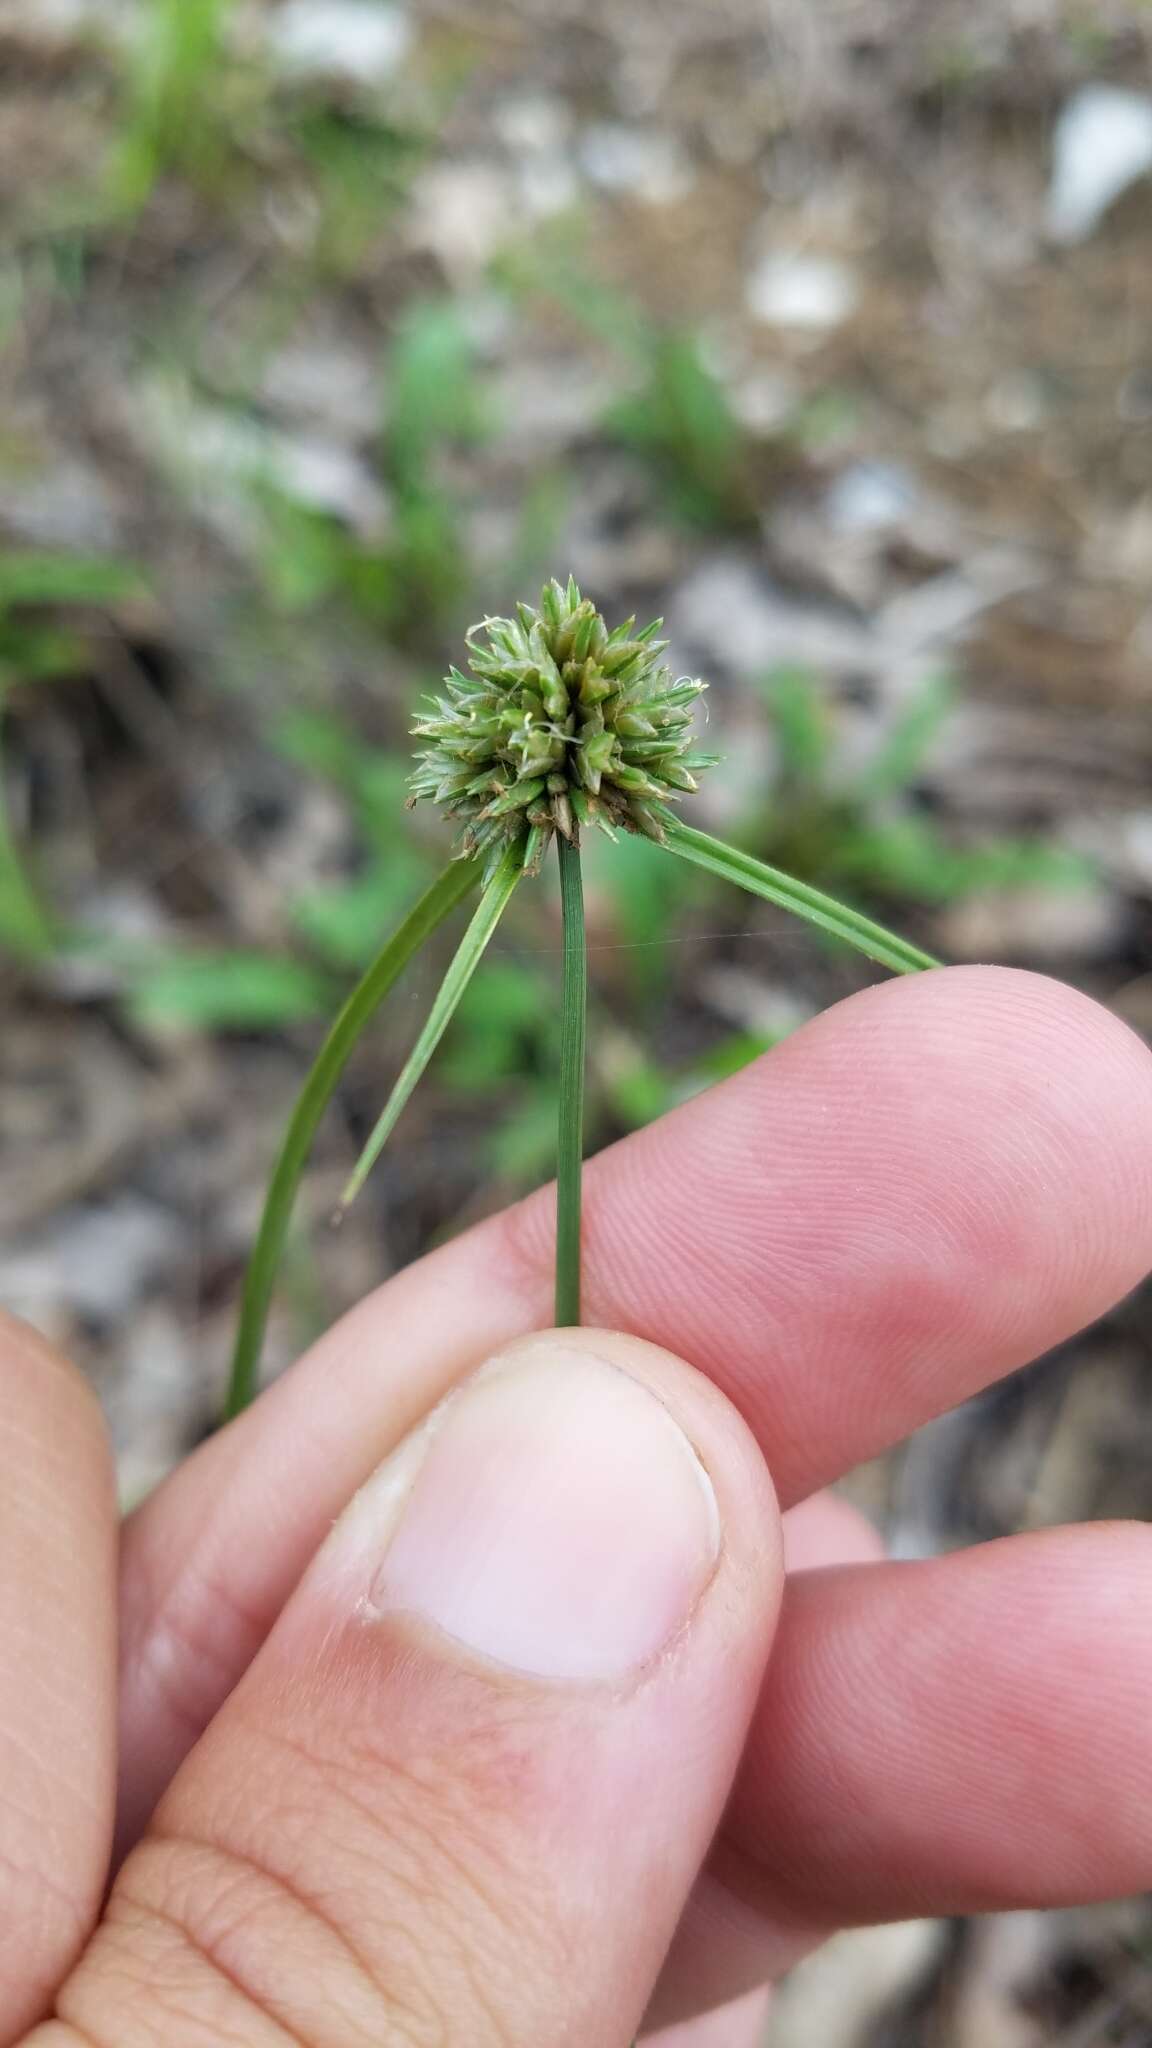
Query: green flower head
408,576,716,872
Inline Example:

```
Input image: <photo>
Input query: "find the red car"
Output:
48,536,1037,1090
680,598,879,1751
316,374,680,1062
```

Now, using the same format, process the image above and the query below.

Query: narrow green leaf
555,836,587,1326
337,841,525,1213
129,950,333,1031
761,664,829,783
0,723,55,959
854,671,953,803
0,551,144,609
659,814,939,976
0,815,55,960
225,858,481,1421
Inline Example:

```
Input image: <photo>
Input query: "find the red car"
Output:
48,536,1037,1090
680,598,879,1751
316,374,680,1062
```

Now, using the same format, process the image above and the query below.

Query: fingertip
781,961,1152,1121
894,965,1152,1265
0,1308,108,1432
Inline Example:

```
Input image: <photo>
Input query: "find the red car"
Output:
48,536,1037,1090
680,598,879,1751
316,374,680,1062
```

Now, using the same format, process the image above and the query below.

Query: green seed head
409,577,717,872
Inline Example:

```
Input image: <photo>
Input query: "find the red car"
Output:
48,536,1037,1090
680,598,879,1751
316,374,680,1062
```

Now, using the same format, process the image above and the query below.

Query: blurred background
2,0,1152,2038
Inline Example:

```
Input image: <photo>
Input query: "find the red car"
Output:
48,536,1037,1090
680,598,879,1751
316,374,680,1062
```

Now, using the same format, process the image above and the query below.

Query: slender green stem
0,724,55,960
658,814,939,976
555,835,587,1326
338,840,527,1212
224,857,481,1421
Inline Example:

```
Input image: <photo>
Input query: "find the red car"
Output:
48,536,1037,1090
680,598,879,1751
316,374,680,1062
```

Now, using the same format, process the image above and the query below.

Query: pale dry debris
1047,85,1152,243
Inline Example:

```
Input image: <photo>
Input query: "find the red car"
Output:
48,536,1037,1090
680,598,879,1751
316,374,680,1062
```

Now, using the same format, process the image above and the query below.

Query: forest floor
2,2,1152,2039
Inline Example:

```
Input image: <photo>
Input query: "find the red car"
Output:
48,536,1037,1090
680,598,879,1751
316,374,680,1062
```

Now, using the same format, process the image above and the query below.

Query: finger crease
138,1828,387,2023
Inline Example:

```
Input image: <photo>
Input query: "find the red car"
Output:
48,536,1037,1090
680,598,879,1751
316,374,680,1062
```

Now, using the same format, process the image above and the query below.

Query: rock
1046,86,1152,244
493,95,580,218
0,1196,181,1327
951,1913,1087,2048
269,0,412,86
770,1921,946,2048
0,0,132,44
490,358,616,446
577,124,694,205
493,94,573,157
275,433,391,532
1086,496,1152,587
56,886,173,1000
671,555,875,676
408,161,518,277
699,965,813,1039
939,880,1125,966
261,334,380,440
5,454,127,551
985,371,1048,433
826,461,917,534
746,249,858,331
878,552,1045,655
515,154,581,219
728,367,798,435
1120,809,1152,887
132,378,390,539
107,1304,207,1506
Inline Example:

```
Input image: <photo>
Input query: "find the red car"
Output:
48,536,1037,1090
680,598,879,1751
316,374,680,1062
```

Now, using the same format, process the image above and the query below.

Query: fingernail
331,1339,721,1684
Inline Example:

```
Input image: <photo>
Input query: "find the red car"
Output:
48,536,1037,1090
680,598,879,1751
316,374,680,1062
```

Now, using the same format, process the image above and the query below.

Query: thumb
32,1330,782,2048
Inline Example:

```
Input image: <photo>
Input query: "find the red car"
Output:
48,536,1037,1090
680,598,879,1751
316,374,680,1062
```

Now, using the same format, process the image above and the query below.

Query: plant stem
555,834,587,1326
224,857,481,1421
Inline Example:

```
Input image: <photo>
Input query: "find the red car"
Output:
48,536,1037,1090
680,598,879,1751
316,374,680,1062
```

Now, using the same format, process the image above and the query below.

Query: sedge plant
225,577,939,1418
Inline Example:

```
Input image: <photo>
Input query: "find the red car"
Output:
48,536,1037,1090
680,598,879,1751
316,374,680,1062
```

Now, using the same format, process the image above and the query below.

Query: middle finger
117,965,1152,1845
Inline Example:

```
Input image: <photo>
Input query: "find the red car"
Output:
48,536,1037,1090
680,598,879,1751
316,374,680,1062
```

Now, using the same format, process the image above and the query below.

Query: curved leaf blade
225,857,482,1420
659,815,939,976
337,840,528,1213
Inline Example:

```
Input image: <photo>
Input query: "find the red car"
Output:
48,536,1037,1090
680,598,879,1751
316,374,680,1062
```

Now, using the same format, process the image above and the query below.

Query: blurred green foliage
275,712,433,967
750,664,1090,908
292,104,427,272
111,0,238,210
605,330,748,528
126,948,334,1031
255,298,488,634
0,4,1097,1231
502,236,751,528
0,553,145,959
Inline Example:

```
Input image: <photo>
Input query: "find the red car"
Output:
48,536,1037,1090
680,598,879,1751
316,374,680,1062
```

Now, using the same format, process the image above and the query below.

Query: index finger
117,965,1152,1846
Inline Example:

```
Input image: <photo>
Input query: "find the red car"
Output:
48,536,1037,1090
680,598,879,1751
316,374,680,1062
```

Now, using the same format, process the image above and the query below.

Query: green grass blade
225,858,481,1421
854,670,953,803
555,836,587,1326
337,842,525,1213
659,815,939,975
0,772,55,959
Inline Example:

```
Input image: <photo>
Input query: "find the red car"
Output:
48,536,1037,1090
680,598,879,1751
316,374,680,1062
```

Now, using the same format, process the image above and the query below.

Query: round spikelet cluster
409,577,716,871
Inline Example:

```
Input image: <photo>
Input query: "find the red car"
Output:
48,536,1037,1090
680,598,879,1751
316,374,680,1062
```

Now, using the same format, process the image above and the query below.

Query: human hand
5,966,1152,2045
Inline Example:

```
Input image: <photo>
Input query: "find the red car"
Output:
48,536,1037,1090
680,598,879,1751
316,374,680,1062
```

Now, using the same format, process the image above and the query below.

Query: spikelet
408,576,716,874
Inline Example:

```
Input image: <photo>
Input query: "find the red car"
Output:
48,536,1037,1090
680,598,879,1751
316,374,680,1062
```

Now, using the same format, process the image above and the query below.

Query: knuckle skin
0,1832,91,2027
125,1550,273,1754
57,1629,577,2047
23,2029,106,2047
53,1832,377,2047
0,1323,115,2040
